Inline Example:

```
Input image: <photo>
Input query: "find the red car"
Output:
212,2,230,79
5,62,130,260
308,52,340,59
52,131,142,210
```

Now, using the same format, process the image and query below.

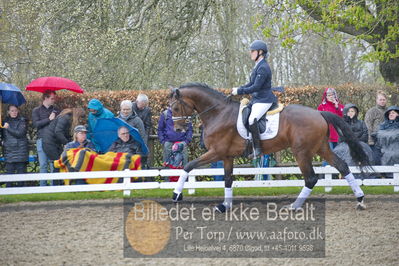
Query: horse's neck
196,99,238,127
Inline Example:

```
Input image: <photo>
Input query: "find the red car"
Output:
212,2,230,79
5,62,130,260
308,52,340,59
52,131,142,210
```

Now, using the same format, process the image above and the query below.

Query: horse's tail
319,111,373,172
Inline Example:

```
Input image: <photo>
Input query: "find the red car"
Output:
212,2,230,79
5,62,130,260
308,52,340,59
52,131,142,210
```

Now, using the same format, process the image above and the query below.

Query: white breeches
249,103,273,125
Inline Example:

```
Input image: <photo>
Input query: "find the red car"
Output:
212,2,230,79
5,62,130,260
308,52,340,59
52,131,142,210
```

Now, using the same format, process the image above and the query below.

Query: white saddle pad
237,105,280,140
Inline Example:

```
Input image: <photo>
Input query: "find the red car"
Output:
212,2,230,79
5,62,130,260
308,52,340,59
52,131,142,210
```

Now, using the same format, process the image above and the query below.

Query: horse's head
170,88,195,132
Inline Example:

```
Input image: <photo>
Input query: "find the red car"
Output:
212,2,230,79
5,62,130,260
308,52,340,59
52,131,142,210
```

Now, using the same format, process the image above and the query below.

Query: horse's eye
173,107,179,112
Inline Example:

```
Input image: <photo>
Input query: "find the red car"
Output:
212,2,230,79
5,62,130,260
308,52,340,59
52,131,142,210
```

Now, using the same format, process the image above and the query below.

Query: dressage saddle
242,102,278,134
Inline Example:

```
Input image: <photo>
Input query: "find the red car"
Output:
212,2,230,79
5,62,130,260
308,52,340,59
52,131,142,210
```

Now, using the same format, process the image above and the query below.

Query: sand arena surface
0,195,398,265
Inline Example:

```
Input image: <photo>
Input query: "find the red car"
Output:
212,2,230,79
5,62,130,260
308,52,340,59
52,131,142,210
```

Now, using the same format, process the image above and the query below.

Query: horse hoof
172,192,183,202
356,200,366,210
214,203,228,213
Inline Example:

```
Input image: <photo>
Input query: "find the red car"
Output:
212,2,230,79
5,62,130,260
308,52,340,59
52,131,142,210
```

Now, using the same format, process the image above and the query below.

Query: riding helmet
249,40,268,54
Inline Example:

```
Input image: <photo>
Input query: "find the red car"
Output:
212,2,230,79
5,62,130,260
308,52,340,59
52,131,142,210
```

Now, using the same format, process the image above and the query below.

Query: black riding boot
249,119,262,158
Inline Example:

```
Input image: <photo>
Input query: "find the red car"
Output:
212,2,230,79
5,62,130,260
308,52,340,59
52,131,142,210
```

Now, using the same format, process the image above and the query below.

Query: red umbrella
26,76,84,93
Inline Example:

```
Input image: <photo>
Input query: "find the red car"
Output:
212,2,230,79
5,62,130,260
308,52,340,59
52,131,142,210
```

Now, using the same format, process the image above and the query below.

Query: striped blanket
54,148,141,184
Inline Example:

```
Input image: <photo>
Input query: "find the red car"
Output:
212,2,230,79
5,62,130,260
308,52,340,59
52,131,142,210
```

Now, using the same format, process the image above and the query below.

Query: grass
0,186,395,204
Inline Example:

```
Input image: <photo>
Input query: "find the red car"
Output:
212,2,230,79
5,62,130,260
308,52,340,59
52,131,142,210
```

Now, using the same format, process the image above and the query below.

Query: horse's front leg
173,150,220,202
214,157,234,213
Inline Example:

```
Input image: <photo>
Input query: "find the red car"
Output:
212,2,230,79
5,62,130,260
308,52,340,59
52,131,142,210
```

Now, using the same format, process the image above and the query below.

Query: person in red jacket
317,87,344,150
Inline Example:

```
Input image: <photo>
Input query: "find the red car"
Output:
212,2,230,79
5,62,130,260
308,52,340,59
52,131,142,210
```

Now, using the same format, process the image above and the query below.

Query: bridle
170,97,219,123
170,97,193,123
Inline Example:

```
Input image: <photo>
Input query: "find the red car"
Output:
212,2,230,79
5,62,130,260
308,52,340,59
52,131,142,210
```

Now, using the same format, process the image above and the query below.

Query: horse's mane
179,82,228,101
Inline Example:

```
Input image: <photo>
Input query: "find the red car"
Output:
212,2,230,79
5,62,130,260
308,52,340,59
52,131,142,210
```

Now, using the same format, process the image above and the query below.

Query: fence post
325,165,332,193
188,175,196,195
123,169,131,197
394,164,399,193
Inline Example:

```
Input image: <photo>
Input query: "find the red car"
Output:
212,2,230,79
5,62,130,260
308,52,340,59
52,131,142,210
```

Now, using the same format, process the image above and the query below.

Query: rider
232,40,277,157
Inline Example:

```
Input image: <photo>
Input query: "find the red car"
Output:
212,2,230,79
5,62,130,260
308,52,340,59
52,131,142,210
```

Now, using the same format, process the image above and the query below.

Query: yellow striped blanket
54,148,141,184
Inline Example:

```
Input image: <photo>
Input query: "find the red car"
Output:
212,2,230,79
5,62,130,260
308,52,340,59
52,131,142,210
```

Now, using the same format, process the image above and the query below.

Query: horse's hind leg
317,143,366,210
215,157,234,213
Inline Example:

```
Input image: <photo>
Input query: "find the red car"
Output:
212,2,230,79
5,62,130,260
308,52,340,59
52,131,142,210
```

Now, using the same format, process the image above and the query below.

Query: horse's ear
175,88,181,98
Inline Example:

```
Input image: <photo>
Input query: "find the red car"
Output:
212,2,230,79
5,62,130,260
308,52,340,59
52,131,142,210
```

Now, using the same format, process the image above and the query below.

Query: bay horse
169,83,371,212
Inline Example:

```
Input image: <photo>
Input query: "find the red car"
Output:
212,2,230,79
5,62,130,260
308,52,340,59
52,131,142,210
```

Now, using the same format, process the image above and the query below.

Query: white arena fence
0,165,398,196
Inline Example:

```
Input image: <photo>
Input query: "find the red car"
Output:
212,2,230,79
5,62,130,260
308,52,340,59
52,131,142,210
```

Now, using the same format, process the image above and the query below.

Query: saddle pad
237,105,280,140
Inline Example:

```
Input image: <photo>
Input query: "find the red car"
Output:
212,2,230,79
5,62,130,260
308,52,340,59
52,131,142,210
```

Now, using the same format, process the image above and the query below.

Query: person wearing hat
231,40,277,158
64,125,96,151
374,106,399,174
63,125,95,185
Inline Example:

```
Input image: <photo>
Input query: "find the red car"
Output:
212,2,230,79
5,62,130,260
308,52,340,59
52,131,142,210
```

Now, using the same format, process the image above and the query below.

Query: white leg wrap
345,173,364,198
292,187,313,209
174,171,189,194
223,188,233,208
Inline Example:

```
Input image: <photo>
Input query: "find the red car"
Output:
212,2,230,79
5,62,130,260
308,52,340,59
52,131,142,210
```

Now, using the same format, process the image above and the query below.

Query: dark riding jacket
237,58,277,104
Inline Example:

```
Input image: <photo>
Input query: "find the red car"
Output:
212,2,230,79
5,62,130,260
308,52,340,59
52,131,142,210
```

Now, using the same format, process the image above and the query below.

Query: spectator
64,125,95,151
157,107,192,166
365,90,388,164
374,106,399,174
87,98,114,151
117,100,146,144
132,94,153,142
163,142,185,182
1,105,29,187
42,107,85,185
108,126,142,155
31,90,60,186
43,107,85,160
317,87,344,150
333,103,374,179
108,126,144,181
365,90,388,146
64,125,94,185
342,103,368,142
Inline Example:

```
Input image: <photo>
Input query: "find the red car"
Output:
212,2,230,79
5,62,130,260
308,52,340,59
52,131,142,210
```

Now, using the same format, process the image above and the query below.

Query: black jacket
32,104,60,139
342,104,368,143
2,116,29,163
379,105,399,130
132,102,153,136
108,137,141,154
42,113,72,160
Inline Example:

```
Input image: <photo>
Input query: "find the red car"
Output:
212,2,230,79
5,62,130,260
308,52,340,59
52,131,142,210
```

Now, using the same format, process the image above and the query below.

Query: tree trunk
379,57,399,105
379,57,399,85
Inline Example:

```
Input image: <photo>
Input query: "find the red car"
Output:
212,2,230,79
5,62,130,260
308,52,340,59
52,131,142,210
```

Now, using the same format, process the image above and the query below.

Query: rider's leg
248,103,272,157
